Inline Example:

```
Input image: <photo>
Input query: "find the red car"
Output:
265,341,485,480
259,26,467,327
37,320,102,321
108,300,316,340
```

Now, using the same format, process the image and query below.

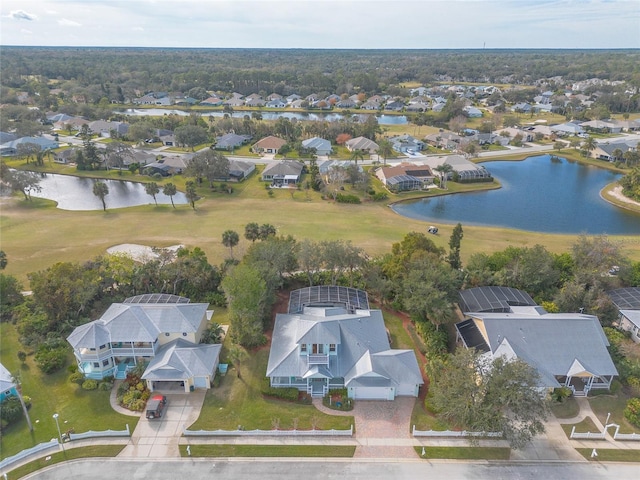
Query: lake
118,108,409,125
391,155,640,235
32,173,188,211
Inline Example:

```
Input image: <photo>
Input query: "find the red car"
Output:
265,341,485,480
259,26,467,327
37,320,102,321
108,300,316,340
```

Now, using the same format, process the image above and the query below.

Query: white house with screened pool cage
266,286,424,400
66,294,221,393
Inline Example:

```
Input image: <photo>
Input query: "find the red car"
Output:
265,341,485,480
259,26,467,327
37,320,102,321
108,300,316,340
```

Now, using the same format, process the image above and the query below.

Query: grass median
413,446,510,460
179,444,355,457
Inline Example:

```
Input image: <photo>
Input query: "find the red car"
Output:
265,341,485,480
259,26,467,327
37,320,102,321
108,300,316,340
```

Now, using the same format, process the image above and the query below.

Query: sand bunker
106,243,184,262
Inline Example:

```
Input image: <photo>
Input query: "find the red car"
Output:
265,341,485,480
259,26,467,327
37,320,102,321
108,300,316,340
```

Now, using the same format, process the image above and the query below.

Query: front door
312,344,323,354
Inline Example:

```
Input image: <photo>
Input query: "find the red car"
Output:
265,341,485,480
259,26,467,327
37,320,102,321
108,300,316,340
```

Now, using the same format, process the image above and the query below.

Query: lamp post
52,413,64,451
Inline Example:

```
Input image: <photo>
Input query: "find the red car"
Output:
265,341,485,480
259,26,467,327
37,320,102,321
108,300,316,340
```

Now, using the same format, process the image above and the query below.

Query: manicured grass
5,445,125,479
179,444,356,457
560,416,599,438
189,348,353,432
382,309,414,350
0,324,139,460
3,152,640,287
576,448,640,462
550,398,580,419
590,393,640,434
413,446,510,460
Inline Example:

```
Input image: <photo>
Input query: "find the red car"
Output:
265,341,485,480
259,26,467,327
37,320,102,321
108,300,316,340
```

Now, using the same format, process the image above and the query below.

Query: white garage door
352,386,391,400
194,376,208,388
396,384,417,396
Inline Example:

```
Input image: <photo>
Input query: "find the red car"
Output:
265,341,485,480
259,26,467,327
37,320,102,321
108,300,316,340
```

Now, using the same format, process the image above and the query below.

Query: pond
118,108,409,125
31,173,188,211
391,155,640,235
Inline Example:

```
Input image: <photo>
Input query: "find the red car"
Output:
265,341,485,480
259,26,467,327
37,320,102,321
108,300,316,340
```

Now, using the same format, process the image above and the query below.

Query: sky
1,0,639,49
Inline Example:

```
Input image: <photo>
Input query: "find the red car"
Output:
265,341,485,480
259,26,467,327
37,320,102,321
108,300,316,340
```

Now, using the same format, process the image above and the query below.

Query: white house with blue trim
0,362,18,402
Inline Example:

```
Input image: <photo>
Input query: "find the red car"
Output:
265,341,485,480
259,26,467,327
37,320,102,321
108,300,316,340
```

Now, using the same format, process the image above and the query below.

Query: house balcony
76,349,112,362
111,347,154,357
308,354,329,366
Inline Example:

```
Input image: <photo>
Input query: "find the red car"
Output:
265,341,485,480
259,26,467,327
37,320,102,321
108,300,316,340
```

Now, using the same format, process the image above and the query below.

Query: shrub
34,345,67,374
260,379,299,402
69,371,85,385
551,386,572,403
0,396,23,424
335,193,361,204
623,397,640,428
628,376,640,396
82,379,98,390
372,192,388,201
67,364,78,374
99,381,113,391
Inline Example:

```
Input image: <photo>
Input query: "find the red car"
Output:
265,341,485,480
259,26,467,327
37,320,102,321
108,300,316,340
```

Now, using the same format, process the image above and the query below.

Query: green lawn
576,448,640,462
382,309,414,350
179,444,355,457
560,416,600,438
590,393,640,434
0,324,139,460
413,446,510,460
189,348,353,432
550,398,580,419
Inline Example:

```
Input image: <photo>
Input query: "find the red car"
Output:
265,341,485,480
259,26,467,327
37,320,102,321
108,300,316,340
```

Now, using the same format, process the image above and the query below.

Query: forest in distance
3,47,640,100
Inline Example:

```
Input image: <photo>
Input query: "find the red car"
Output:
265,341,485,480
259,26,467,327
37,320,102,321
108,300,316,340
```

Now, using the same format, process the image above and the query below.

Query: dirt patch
106,243,184,262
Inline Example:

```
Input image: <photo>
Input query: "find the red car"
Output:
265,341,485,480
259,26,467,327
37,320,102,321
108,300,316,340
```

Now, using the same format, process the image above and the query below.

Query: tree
186,149,230,188
244,222,260,243
185,180,198,210
174,125,209,151
350,149,365,166
429,348,548,449
582,137,597,157
103,142,133,170
145,182,160,205
222,230,240,258
258,224,277,240
434,163,454,189
553,141,564,153
0,273,24,321
227,343,249,379
92,181,109,211
163,182,177,208
221,264,268,347
200,322,224,344
377,139,394,166
5,169,42,200
9,372,34,432
447,223,464,270
128,121,156,144
612,148,624,163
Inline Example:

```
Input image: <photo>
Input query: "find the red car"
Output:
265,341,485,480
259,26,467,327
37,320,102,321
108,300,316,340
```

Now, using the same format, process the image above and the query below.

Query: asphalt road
25,459,640,480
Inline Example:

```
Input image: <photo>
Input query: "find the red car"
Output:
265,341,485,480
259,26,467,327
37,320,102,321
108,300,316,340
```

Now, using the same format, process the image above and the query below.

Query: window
102,359,109,367
165,332,170,336
182,332,187,337
89,348,96,351
329,344,336,352
93,362,99,368
300,344,307,353
99,344,106,349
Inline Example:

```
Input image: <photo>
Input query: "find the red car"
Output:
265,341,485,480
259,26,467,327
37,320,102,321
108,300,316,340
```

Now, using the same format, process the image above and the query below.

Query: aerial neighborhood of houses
2,76,639,195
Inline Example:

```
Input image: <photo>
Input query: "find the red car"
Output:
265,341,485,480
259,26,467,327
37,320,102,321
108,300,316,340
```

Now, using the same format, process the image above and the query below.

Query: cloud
7,10,37,21
20,28,33,35
132,26,144,32
58,18,82,27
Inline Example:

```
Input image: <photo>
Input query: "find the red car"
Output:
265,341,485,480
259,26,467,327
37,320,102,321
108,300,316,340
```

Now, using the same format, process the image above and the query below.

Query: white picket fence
184,425,353,437
569,426,606,440
570,423,640,441
69,424,130,441
0,439,59,472
412,425,502,438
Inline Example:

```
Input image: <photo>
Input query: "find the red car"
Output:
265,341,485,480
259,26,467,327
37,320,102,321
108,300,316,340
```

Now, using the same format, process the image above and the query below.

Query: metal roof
458,286,536,313
608,287,640,310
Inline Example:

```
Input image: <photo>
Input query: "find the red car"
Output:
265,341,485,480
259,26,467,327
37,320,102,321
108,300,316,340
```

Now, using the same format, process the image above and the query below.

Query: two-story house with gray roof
67,294,221,393
267,286,423,400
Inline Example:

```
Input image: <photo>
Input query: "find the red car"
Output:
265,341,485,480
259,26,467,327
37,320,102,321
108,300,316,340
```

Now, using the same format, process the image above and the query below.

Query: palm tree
145,182,160,205
10,372,33,432
612,148,623,163
350,149,365,166
377,139,394,166
434,163,454,189
92,181,109,211
227,344,248,379
582,137,597,157
163,182,177,208
222,230,240,258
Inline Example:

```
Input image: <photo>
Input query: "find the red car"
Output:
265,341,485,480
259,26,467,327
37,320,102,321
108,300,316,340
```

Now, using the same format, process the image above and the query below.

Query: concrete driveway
118,391,205,458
